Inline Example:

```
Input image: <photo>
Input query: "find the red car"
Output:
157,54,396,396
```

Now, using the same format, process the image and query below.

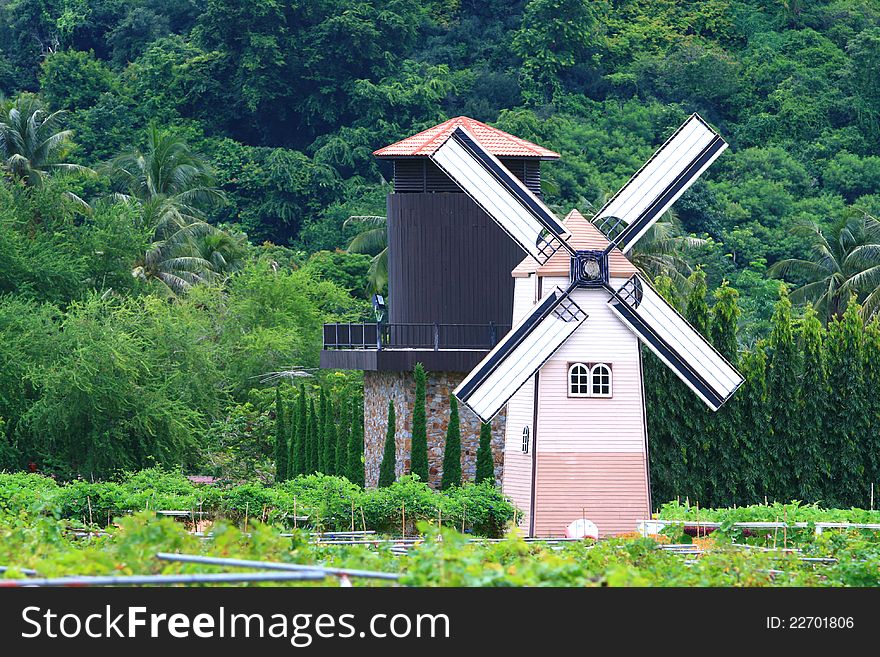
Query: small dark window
522,426,530,453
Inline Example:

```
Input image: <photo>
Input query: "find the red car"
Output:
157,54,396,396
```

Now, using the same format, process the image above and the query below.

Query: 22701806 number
767,617,854,629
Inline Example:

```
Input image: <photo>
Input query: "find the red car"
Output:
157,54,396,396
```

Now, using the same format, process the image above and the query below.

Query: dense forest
0,1,879,497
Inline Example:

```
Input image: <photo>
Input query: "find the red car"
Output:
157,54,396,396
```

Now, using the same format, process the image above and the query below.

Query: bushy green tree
39,50,114,111
441,395,461,490
378,400,396,488
410,363,428,482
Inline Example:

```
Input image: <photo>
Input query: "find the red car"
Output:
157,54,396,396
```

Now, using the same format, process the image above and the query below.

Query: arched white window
568,363,591,397
521,426,530,453
591,363,612,397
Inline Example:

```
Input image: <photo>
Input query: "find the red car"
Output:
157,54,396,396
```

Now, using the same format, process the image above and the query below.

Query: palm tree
769,213,880,321
0,95,92,206
106,126,235,294
344,215,387,294
630,213,706,289
105,124,224,227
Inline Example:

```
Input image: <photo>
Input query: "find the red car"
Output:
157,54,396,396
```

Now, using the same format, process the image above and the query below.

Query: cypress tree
335,394,350,476
441,395,462,489
378,400,397,487
738,346,770,503
645,276,687,503
710,281,740,362
317,387,327,472
274,385,288,483
683,268,711,503
410,363,428,482
306,396,318,474
289,385,307,479
765,288,800,502
826,300,866,507
475,422,494,484
323,396,336,474
348,396,365,486
708,281,741,506
798,307,828,502
863,318,880,499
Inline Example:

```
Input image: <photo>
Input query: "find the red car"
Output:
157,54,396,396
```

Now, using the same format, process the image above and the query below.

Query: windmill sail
455,288,587,423
608,274,744,411
431,126,572,264
594,114,727,253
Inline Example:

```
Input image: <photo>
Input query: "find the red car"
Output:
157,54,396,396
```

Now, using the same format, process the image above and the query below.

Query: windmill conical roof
373,116,560,159
511,210,640,278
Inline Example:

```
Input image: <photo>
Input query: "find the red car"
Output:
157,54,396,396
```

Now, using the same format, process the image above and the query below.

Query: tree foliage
378,400,396,488
410,363,428,482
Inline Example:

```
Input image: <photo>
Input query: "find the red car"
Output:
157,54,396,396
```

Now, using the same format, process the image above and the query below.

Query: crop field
1,471,879,587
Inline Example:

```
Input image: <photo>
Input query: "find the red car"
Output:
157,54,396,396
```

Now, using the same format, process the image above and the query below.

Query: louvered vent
393,158,542,195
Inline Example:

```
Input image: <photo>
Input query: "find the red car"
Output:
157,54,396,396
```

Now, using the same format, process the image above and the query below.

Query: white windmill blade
608,274,744,411
454,287,587,423
430,126,573,264
594,114,727,253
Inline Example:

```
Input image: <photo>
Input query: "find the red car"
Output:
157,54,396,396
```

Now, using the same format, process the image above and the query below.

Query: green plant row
657,500,880,525
1,512,878,587
0,468,518,538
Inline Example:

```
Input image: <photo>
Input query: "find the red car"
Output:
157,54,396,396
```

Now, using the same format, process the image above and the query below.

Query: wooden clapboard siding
502,274,538,529
534,282,646,453
534,452,650,537
387,193,524,328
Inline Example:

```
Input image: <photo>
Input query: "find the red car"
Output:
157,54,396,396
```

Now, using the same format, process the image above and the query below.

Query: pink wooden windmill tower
430,115,745,537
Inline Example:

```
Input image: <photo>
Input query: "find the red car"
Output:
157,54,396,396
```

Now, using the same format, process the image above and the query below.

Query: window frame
567,362,613,398
567,362,592,397
590,363,613,398
521,426,530,453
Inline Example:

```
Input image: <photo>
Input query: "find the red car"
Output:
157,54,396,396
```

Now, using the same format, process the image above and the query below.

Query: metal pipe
0,566,38,576
0,571,327,588
156,553,401,581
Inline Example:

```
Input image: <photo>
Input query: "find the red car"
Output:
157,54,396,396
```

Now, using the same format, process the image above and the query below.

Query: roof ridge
373,116,560,159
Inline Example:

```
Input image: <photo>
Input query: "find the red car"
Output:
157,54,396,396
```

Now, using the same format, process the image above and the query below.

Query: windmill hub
571,250,609,288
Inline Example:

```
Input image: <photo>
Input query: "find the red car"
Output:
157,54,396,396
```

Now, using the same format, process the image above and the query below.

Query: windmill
429,114,744,536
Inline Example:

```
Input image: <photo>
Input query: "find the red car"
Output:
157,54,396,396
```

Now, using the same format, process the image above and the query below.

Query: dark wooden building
320,116,560,487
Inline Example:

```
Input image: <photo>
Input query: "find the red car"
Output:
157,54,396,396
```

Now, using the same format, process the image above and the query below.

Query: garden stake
244,501,249,533
871,483,875,511
462,501,467,534
294,497,298,529
87,496,93,527
401,501,406,538
783,509,788,550
360,506,366,533
773,516,779,550
351,500,355,532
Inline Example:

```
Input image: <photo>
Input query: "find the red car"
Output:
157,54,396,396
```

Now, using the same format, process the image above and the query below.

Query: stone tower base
363,370,507,489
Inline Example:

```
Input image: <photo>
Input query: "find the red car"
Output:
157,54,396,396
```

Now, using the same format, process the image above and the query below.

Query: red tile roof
373,116,560,159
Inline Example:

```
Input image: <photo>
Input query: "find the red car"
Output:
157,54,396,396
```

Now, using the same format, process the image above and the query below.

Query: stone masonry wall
364,370,507,489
